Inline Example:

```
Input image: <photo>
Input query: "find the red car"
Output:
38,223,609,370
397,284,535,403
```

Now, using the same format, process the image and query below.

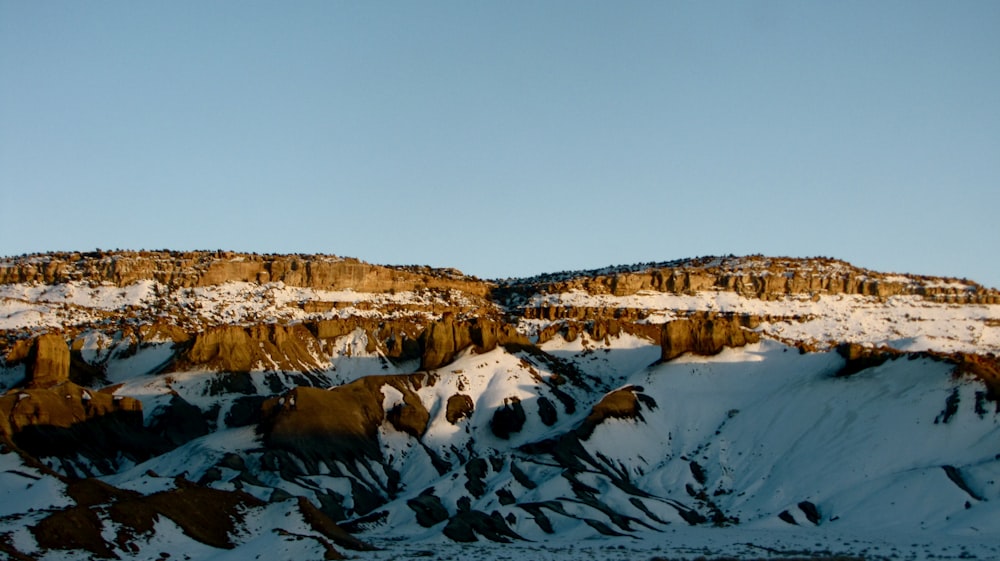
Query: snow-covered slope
520,290,1000,354
0,252,998,560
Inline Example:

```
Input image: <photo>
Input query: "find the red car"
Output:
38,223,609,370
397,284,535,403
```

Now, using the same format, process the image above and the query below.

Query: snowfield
524,290,1000,354
47,337,994,560
0,280,489,332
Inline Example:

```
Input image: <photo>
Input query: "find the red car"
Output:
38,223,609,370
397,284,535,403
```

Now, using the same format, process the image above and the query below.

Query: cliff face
0,250,492,296
183,324,325,373
0,332,143,463
419,316,529,370
259,375,433,468
501,256,999,304
3,251,997,378
660,313,762,361
1,251,1000,557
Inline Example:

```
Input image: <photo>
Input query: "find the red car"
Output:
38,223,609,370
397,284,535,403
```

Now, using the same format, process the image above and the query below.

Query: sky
1,2,998,287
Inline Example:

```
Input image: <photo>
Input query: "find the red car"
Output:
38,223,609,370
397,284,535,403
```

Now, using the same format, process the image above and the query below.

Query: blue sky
1,2,998,287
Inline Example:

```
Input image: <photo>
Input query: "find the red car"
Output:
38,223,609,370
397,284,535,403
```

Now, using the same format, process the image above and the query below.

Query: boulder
446,393,474,424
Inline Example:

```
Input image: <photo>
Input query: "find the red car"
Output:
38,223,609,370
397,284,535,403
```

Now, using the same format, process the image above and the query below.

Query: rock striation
660,313,762,361
0,250,491,296
183,324,324,373
501,256,999,303
420,316,529,370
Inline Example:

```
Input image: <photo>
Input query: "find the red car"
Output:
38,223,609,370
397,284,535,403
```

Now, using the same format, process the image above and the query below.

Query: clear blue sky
2,1,998,287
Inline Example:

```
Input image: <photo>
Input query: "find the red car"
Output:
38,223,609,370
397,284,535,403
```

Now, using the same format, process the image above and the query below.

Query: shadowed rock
490,397,526,439
259,374,432,480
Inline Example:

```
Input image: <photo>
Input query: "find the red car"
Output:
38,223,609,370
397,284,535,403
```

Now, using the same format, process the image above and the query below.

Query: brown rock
421,316,473,370
503,255,999,303
952,353,1000,402
420,317,528,370
27,334,70,389
660,313,760,361
295,496,376,553
0,251,493,298
4,338,34,364
0,381,142,439
182,323,322,372
576,386,652,439
138,322,190,344
186,326,255,372
386,395,431,438
446,394,474,424
259,374,431,467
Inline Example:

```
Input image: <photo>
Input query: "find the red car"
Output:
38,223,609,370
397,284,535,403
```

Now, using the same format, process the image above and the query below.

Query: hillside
1,251,999,560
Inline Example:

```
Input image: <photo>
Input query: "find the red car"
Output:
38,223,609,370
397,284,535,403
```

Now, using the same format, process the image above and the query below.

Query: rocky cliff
500,255,999,303
1,251,999,559
659,313,762,361
0,250,491,295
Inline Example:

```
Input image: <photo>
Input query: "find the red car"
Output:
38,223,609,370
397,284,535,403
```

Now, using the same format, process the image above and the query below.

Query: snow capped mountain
0,251,998,560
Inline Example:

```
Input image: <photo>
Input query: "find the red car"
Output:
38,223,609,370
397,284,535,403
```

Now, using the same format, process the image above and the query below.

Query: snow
103,427,262,492
344,339,1000,556
324,328,420,385
353,526,1000,560
0,449,70,516
1,335,996,559
0,279,492,332
523,290,1000,354
0,363,26,390
540,331,661,389
104,342,177,383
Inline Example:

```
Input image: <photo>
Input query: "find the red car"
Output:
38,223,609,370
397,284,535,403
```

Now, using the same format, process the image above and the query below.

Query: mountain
1,250,998,560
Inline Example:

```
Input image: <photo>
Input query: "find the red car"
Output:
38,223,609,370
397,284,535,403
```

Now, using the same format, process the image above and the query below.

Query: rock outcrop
834,343,904,378
259,374,432,472
420,316,529,370
183,323,324,373
33,478,268,557
446,393,474,424
26,333,71,389
174,315,532,376
660,313,761,361
576,385,657,439
501,256,1000,304
0,250,491,296
0,382,142,437
953,353,1000,402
